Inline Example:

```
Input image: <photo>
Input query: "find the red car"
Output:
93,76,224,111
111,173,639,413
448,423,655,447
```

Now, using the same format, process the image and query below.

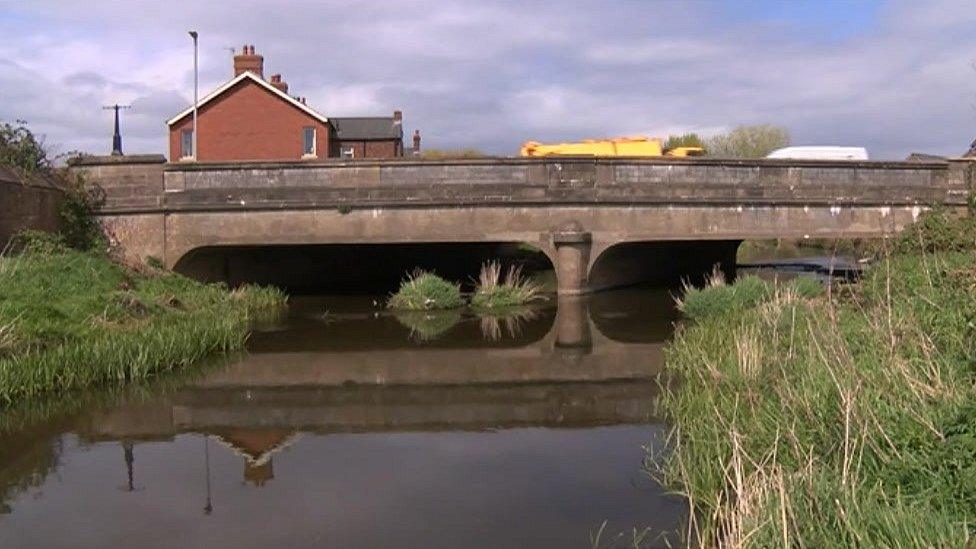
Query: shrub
387,270,463,310
470,261,545,309
889,209,976,254
58,172,106,252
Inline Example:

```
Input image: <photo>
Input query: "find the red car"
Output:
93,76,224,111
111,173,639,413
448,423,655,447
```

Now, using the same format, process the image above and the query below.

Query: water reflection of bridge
82,294,671,438
76,292,673,485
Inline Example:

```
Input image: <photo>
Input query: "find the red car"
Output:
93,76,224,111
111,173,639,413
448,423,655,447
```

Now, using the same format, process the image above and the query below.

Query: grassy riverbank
660,212,976,546
0,236,284,407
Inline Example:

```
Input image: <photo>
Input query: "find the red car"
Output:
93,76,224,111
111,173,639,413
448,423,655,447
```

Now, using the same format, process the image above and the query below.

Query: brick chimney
412,130,421,156
233,44,264,78
269,74,288,94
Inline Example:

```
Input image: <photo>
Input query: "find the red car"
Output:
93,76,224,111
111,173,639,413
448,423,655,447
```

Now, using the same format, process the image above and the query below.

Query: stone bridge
71,155,972,294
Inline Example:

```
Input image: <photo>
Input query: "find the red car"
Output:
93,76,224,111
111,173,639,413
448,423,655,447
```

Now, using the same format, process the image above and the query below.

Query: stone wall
0,167,63,248
68,154,166,211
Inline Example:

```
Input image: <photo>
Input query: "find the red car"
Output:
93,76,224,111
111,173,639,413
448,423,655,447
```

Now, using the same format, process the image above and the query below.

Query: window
340,146,355,159
180,129,193,159
302,127,316,157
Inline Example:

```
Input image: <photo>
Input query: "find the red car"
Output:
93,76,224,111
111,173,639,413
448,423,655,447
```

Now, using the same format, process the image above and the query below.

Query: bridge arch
587,239,740,292
172,241,556,294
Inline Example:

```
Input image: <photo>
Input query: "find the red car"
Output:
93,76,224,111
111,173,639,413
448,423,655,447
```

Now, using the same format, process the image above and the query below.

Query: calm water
0,288,686,548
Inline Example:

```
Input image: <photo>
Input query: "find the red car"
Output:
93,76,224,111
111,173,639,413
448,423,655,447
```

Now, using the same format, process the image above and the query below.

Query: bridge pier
552,221,592,295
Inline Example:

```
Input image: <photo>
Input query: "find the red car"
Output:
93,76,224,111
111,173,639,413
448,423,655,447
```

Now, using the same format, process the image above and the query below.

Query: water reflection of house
212,428,299,487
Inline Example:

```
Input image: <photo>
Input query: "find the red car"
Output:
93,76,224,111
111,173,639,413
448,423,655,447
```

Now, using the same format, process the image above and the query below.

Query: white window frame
180,129,194,160
302,126,317,158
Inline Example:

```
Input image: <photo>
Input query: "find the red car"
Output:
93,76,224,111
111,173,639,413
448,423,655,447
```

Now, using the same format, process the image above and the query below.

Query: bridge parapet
71,156,971,214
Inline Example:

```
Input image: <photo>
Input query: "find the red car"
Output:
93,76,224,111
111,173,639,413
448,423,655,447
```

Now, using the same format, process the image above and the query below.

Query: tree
705,125,790,158
0,120,52,175
664,133,704,150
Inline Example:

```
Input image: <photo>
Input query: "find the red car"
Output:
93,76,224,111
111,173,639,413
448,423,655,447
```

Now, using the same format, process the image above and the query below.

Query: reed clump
386,270,464,310
471,260,545,309
658,211,976,547
0,237,285,407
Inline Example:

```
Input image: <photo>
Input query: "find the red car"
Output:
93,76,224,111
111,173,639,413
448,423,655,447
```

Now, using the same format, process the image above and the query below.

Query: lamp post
188,30,198,160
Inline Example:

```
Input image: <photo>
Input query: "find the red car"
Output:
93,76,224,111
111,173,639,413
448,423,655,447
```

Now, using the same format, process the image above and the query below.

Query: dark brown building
330,114,403,158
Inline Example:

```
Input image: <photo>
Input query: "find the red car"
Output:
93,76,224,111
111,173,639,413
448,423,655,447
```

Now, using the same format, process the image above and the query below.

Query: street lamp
188,30,198,160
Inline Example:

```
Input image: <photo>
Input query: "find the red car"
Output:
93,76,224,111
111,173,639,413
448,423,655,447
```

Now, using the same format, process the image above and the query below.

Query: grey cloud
2,0,975,158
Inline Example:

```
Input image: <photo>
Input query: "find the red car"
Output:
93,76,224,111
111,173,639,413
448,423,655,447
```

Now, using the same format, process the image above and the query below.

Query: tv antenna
101,104,131,156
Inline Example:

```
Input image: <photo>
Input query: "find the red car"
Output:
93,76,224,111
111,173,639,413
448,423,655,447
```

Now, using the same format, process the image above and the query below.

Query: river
0,287,687,548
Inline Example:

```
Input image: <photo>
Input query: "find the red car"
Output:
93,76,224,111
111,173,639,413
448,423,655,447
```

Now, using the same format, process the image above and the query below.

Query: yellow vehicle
665,146,706,157
519,136,704,158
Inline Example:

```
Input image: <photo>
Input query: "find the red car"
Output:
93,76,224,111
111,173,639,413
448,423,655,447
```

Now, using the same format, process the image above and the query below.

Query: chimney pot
412,129,421,155
269,74,288,93
233,43,264,78
393,110,402,122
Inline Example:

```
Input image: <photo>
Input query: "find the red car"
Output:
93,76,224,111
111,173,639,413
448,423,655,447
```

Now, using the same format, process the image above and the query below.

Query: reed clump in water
658,210,976,547
0,232,286,407
386,270,464,310
471,261,545,309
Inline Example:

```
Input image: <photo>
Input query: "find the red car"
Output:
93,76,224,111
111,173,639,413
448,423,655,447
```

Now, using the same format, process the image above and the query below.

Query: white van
766,146,869,160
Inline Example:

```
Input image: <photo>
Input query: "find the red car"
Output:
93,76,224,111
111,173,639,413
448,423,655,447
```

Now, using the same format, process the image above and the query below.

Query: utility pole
102,104,131,156
189,30,199,160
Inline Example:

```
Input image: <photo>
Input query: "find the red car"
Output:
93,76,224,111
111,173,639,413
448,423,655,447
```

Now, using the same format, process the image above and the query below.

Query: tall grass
471,260,545,309
387,270,464,310
0,241,285,407
658,212,976,547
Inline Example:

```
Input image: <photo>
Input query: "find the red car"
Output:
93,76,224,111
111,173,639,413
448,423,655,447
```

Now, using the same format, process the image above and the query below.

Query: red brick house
167,45,407,162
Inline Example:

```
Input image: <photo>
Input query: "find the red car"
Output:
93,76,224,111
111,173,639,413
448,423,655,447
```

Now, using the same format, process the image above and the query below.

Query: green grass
658,211,976,547
386,270,464,310
471,261,545,309
0,241,285,407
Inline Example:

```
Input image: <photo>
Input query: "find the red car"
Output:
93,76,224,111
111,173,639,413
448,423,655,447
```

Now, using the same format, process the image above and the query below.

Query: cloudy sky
1,0,974,159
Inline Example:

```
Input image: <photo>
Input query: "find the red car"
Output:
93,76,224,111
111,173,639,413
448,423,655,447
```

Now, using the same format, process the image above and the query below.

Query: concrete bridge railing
70,155,973,294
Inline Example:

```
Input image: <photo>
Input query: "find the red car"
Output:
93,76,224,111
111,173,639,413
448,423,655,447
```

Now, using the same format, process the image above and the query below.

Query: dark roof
330,117,403,140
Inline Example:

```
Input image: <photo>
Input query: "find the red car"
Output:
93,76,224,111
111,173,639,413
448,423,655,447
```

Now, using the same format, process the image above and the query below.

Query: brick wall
169,79,330,162
0,167,63,247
